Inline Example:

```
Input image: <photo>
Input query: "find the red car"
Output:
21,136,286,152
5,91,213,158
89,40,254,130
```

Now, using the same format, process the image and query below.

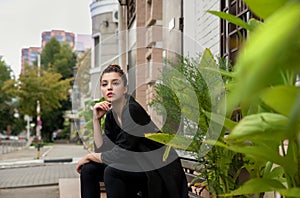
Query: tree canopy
2,66,72,117
40,37,76,79
0,58,23,134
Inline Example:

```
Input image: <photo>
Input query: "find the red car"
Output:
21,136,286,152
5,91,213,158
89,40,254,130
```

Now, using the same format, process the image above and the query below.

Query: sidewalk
0,143,89,197
0,143,89,188
0,143,89,169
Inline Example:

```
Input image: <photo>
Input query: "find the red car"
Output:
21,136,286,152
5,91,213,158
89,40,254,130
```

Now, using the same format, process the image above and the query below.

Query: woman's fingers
76,164,81,173
95,101,111,111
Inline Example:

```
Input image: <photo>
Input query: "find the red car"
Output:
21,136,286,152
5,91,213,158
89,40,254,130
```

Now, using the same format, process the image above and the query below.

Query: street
0,143,89,198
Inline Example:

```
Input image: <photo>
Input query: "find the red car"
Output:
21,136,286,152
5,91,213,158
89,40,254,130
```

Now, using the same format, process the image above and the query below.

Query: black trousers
80,162,148,198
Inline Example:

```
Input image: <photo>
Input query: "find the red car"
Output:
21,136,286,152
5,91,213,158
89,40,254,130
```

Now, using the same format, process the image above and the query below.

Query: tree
74,49,91,98
0,58,14,133
40,38,76,79
53,43,77,79
40,37,61,70
3,66,72,138
38,37,77,140
3,66,72,116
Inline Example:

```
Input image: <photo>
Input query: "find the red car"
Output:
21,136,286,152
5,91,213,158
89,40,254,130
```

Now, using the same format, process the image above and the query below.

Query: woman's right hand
93,101,111,120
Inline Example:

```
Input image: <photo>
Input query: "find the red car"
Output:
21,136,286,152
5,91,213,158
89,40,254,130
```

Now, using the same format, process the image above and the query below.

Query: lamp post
36,55,42,140
24,115,32,141
36,55,42,159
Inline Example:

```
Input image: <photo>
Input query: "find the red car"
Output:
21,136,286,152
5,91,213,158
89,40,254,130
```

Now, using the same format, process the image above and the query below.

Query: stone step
59,178,106,198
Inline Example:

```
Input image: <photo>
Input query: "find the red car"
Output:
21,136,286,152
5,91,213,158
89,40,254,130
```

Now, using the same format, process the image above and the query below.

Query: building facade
41,30,75,49
21,30,85,75
21,47,42,74
87,0,256,124
89,0,119,99
75,34,92,56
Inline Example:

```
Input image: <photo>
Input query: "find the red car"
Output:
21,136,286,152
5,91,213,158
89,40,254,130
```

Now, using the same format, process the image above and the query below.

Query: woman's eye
113,81,120,86
101,83,107,87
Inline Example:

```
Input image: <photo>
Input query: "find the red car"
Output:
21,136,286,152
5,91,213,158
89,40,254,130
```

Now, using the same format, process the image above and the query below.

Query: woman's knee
81,162,104,181
103,166,118,180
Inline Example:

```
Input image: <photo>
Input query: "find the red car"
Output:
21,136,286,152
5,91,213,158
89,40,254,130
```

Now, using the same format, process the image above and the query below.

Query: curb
0,158,80,169
44,158,72,163
0,182,58,190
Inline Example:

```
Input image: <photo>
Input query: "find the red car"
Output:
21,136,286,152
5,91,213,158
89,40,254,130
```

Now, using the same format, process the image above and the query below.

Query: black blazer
97,96,188,198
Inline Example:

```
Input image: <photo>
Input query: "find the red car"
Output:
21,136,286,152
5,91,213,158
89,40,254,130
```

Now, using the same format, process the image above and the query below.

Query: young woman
76,64,188,198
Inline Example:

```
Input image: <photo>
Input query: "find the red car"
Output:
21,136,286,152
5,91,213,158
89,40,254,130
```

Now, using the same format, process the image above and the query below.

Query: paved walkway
0,144,89,168
0,144,89,189
0,185,59,198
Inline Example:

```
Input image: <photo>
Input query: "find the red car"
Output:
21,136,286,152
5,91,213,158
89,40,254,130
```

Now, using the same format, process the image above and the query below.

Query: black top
97,96,188,198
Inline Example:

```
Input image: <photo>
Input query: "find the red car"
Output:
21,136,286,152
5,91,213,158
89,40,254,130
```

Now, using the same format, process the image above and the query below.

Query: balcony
145,25,162,48
145,0,162,27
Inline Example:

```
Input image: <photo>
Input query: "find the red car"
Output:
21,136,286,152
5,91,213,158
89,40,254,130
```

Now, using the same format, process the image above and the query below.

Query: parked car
8,135,19,141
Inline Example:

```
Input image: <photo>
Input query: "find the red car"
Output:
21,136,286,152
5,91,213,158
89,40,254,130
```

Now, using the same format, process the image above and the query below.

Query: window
55,35,64,42
94,35,100,67
220,0,260,62
127,0,136,27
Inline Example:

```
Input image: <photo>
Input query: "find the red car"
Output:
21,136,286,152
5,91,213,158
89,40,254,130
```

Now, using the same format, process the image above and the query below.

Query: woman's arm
93,117,103,149
93,101,111,149
76,153,102,173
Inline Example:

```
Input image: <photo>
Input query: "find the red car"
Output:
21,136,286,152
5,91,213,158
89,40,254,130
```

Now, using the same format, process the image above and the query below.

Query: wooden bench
180,157,209,198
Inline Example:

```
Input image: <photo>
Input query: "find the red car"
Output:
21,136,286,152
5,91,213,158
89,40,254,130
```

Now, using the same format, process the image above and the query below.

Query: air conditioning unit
112,10,118,23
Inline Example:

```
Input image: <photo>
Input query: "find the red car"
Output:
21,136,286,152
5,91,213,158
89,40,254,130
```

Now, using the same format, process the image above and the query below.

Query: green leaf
244,0,289,19
207,10,252,31
203,110,237,131
198,48,217,68
205,139,297,175
227,2,300,112
199,67,235,78
248,18,262,30
260,85,300,117
230,144,288,169
279,188,300,197
145,133,197,152
227,113,288,141
163,145,171,161
225,178,286,196
287,91,300,138
264,166,285,181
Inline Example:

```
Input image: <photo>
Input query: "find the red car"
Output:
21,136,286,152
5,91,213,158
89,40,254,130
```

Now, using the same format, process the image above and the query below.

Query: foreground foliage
147,0,300,197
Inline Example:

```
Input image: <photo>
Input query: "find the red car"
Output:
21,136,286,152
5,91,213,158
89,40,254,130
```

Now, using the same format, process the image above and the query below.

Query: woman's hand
93,101,111,120
76,155,90,174
76,153,102,174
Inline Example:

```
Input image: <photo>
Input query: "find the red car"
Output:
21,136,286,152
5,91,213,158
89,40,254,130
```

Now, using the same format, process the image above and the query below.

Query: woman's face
100,72,127,103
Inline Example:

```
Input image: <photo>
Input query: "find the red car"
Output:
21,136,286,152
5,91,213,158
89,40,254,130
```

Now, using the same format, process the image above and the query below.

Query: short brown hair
100,64,127,86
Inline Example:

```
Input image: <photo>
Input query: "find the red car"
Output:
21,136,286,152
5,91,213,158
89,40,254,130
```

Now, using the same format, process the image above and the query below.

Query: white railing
0,140,27,154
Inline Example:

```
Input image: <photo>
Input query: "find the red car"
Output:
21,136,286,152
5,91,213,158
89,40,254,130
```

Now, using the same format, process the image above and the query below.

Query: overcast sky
0,0,92,77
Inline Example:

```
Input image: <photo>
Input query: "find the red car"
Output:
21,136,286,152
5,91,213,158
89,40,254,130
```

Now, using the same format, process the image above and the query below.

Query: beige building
88,0,257,123
89,0,119,99
117,0,163,115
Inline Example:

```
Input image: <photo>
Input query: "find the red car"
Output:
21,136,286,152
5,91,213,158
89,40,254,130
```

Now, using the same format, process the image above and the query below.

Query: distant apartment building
21,30,84,74
75,34,92,56
41,30,75,49
21,47,41,74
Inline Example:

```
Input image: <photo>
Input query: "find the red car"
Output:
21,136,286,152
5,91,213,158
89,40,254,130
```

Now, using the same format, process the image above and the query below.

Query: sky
0,0,92,77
